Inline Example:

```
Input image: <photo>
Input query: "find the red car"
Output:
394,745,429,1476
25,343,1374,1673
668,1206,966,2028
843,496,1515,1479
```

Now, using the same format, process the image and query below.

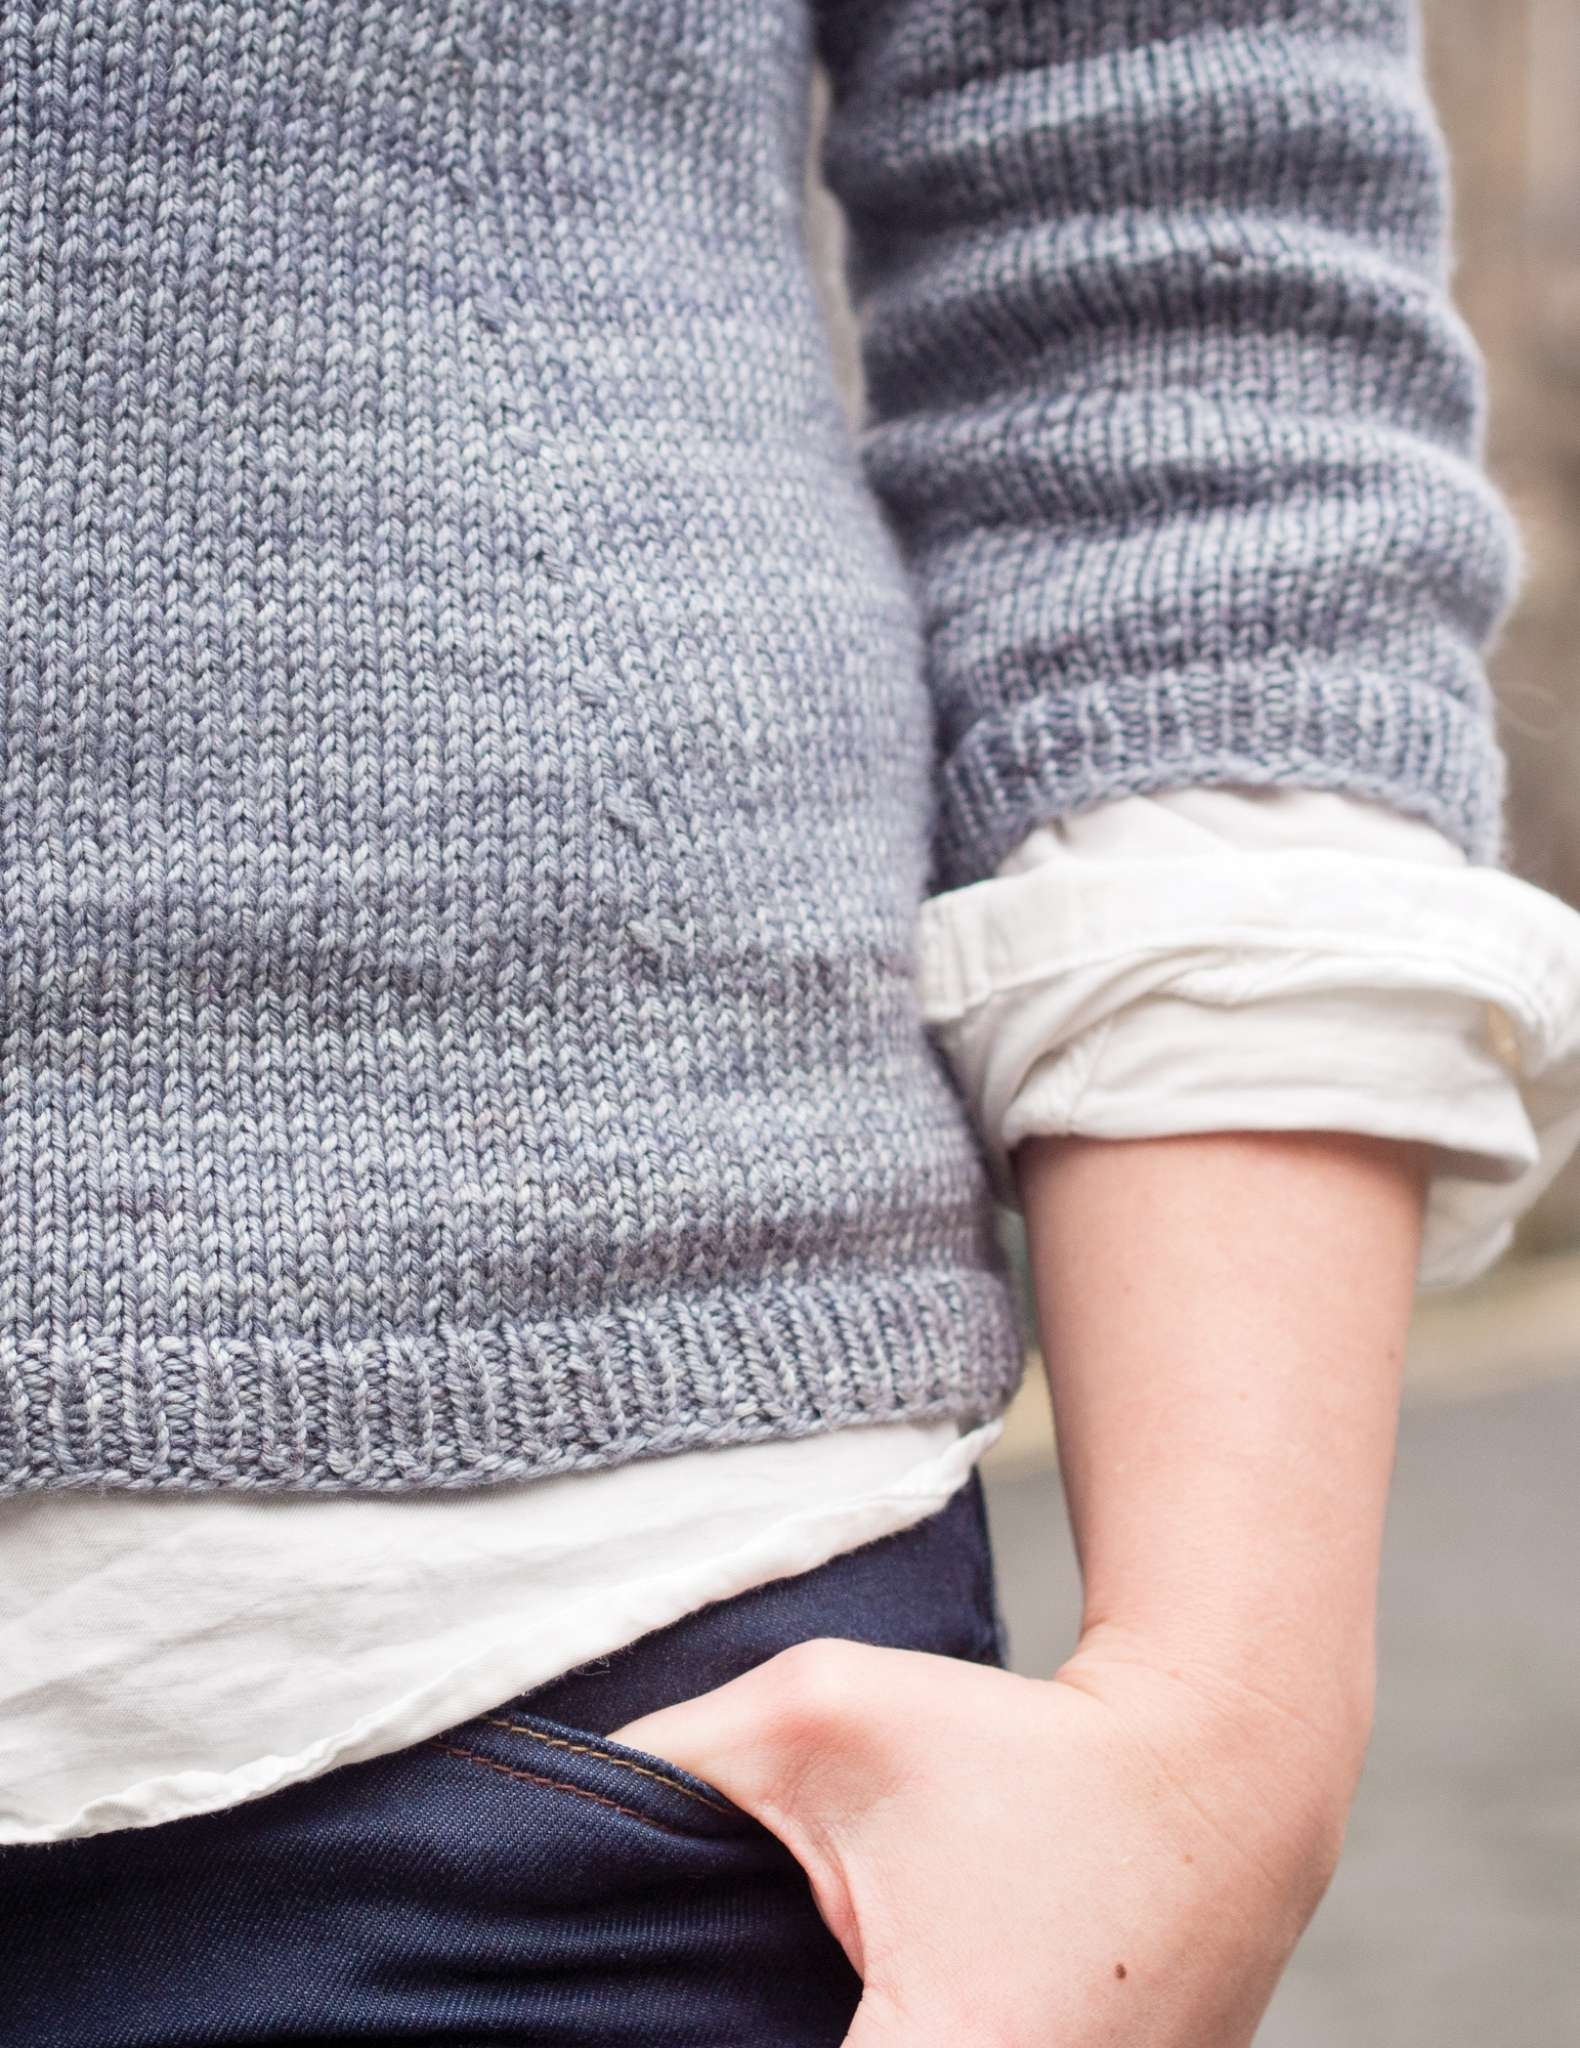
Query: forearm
611,1128,1433,2041
1016,1128,1429,1772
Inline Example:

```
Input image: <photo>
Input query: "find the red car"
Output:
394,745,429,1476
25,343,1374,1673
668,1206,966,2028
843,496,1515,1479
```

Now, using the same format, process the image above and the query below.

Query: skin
615,1127,1429,2044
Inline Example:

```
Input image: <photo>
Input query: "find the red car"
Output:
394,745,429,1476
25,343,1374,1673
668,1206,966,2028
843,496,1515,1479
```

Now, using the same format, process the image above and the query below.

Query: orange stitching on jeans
478,1717,735,1816
427,1741,707,1840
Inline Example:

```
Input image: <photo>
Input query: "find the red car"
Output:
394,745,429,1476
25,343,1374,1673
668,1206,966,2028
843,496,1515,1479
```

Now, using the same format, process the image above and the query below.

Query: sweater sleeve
809,0,1523,896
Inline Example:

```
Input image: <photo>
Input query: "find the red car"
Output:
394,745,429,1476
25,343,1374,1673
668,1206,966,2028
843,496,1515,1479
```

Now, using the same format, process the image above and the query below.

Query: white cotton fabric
920,789,1580,1291
5,786,1580,1846
0,1415,995,1843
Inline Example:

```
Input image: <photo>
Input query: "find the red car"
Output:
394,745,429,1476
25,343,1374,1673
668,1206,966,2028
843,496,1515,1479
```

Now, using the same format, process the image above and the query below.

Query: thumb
608,1644,809,1816
609,1635,892,1824
611,1637,883,1957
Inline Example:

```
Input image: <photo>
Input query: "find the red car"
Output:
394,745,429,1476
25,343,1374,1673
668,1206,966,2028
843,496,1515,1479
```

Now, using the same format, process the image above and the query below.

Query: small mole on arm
1114,1963,1128,1981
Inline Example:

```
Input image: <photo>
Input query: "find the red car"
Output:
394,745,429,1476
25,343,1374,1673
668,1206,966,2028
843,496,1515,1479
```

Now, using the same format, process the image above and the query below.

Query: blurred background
807,5,1580,2040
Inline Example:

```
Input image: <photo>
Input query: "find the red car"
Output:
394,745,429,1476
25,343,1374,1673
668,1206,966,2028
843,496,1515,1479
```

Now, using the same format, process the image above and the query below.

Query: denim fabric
0,1475,1003,2046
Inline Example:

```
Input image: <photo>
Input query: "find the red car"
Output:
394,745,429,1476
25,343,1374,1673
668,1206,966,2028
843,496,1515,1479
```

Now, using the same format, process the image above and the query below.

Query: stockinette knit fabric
0,0,1517,1493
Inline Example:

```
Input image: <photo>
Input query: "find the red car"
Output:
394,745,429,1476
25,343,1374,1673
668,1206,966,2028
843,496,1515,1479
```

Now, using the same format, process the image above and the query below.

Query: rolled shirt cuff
916,848,1580,1292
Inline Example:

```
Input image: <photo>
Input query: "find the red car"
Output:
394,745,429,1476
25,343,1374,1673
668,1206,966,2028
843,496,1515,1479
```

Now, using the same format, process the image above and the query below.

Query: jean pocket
416,1706,859,2042
428,1705,759,1844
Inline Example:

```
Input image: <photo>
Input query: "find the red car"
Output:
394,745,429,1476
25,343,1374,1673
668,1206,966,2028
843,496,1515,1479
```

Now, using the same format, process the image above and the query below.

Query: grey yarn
0,0,1517,1493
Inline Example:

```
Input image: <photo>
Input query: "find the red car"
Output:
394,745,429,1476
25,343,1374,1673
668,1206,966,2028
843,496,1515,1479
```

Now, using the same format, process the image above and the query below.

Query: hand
613,1628,1366,2045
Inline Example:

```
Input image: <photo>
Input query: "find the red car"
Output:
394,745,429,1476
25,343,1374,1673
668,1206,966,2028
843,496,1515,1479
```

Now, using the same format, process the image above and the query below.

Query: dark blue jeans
1,1473,1005,2045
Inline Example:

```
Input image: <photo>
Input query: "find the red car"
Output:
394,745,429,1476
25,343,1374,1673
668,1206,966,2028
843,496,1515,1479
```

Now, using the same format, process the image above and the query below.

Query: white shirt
5,787,1580,1844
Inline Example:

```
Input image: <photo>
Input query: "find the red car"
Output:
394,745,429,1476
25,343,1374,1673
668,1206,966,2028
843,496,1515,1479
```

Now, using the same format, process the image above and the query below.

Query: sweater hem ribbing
0,1265,1028,1496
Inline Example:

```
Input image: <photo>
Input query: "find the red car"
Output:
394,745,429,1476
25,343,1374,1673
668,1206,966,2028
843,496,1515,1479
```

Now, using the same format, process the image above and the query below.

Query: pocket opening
432,1705,759,1842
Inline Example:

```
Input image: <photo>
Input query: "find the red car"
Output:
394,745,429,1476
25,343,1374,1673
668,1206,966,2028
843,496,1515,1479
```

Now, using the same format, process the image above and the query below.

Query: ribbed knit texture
0,1,1516,1493
816,0,1522,889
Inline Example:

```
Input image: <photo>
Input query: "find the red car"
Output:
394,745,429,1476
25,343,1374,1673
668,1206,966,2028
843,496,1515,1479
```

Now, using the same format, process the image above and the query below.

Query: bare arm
1023,1127,1427,1771
616,1129,1429,2043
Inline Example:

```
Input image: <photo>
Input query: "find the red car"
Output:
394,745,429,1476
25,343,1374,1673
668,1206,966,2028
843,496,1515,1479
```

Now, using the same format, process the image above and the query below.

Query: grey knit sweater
0,1,1517,1493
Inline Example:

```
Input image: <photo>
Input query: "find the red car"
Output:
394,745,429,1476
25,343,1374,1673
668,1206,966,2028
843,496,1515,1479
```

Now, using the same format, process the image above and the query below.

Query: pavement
980,1253,1580,2047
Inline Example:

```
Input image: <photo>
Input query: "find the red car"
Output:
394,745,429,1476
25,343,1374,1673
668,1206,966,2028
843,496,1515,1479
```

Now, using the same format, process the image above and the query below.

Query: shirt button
1484,1000,1524,1078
